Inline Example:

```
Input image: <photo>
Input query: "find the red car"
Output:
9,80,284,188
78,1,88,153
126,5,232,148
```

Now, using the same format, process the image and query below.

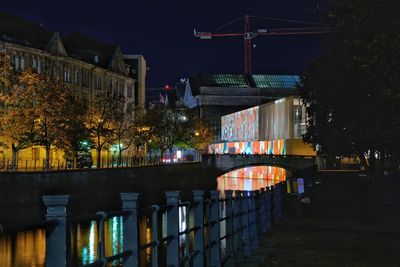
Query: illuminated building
209,96,315,156
176,74,300,136
0,12,146,165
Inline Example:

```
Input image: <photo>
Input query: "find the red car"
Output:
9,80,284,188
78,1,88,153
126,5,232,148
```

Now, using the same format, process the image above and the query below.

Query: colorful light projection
217,166,287,192
221,106,259,141
208,139,286,155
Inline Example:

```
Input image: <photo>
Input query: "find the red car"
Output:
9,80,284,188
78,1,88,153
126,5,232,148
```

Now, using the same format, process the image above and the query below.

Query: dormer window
94,55,99,63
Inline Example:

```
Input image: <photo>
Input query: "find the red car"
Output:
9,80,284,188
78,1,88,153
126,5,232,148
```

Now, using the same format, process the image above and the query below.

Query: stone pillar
166,191,180,267
241,191,251,256
224,190,235,267
193,190,205,267
248,191,258,251
233,190,244,262
42,195,69,267
273,183,282,222
120,193,140,267
210,190,221,267
266,187,272,231
258,189,268,233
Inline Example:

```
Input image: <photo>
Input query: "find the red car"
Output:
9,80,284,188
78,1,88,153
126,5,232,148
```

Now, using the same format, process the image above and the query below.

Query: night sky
1,0,328,87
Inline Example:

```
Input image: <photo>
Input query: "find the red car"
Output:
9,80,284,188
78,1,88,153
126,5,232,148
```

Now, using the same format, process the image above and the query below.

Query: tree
55,94,90,167
0,53,35,169
299,0,400,171
19,70,70,170
112,95,134,165
149,107,190,160
186,118,215,153
129,106,152,157
86,92,117,167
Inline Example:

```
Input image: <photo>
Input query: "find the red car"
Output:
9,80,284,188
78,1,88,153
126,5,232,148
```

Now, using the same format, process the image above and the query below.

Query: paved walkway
241,172,400,267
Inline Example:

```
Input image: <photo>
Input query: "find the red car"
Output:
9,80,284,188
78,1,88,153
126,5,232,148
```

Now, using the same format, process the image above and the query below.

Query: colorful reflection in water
0,167,285,266
0,216,124,267
217,165,289,192
70,216,124,266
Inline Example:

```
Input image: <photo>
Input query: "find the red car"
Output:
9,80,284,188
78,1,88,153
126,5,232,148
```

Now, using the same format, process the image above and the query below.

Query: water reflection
0,166,286,266
217,166,288,192
0,217,124,267
0,229,45,267
70,217,124,266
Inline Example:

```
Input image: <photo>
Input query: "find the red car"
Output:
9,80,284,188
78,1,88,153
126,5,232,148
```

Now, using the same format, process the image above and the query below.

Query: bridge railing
0,184,285,266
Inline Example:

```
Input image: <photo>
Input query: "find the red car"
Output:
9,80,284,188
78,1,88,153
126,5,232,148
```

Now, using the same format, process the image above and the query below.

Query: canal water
0,166,289,266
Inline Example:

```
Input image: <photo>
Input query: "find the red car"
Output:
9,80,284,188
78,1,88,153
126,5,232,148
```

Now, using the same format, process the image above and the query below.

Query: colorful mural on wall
221,106,259,142
208,140,286,155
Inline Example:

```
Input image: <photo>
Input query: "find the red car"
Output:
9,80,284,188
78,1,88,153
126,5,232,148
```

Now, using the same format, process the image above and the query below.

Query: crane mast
194,15,330,74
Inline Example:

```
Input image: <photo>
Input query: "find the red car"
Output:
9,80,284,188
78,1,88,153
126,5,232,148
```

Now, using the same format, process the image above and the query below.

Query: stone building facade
0,13,146,168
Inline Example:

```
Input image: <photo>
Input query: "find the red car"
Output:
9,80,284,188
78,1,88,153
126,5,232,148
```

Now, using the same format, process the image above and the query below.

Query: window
32,58,37,69
95,76,102,90
117,81,123,96
13,53,19,70
82,69,89,87
127,84,133,97
20,56,25,70
64,68,68,82
37,59,41,74
53,65,60,80
74,68,79,84
32,148,40,161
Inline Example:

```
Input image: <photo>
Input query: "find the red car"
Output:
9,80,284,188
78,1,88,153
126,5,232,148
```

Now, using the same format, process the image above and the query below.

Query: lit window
37,60,41,73
20,57,25,70
13,54,19,70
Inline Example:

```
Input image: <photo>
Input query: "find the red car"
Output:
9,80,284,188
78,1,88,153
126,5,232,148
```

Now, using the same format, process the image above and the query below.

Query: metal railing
0,155,201,172
0,183,284,266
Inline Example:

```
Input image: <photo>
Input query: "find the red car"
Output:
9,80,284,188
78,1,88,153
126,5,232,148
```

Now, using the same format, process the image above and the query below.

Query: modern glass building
209,96,315,156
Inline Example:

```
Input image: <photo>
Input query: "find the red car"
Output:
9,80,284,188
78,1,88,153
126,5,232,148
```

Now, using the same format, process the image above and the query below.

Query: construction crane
194,15,330,74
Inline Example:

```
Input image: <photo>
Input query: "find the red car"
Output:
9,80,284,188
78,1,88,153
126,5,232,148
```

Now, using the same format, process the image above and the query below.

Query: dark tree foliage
299,0,400,165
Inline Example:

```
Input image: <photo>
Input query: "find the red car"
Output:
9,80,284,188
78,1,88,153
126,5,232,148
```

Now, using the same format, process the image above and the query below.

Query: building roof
201,74,250,88
187,73,300,96
0,13,52,49
0,12,137,76
62,32,117,68
252,74,300,89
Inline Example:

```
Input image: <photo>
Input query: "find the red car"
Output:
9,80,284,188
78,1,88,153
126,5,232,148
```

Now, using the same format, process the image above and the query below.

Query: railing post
42,195,69,267
209,190,221,267
120,192,140,267
151,205,159,267
248,191,258,251
259,189,267,233
224,190,235,267
165,191,180,267
233,190,244,262
273,183,282,222
193,190,204,267
96,211,107,265
266,187,272,231
241,191,251,256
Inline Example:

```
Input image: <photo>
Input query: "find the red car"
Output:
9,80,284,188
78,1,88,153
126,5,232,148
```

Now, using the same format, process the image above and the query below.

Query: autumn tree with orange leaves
0,53,37,169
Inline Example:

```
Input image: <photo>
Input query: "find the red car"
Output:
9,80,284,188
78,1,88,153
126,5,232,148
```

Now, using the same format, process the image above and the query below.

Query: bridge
201,154,317,178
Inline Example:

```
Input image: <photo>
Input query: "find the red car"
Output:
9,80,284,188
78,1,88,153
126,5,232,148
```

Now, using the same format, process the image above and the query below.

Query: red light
164,85,171,90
